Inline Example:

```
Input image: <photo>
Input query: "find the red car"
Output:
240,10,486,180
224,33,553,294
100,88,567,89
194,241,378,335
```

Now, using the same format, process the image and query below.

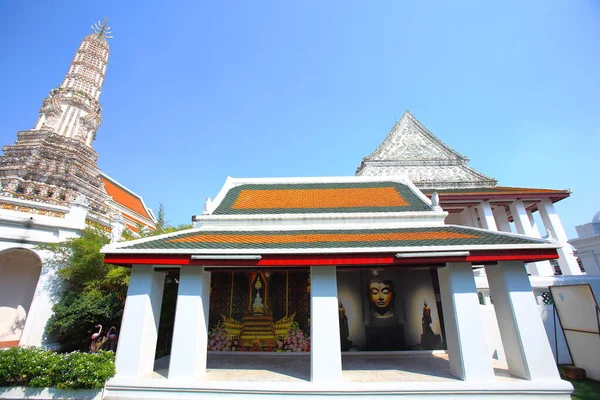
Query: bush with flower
277,322,310,352
207,321,237,351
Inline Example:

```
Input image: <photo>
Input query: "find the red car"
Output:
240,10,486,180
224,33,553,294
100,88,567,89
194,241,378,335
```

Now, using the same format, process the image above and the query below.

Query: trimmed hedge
0,347,115,389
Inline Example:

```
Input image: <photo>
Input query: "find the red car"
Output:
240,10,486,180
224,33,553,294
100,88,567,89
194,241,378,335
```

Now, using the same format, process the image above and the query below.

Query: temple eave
104,248,559,268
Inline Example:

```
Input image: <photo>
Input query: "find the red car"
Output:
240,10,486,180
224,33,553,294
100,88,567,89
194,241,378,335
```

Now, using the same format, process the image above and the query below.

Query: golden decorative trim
273,313,296,338
221,314,243,339
85,218,111,232
0,202,66,218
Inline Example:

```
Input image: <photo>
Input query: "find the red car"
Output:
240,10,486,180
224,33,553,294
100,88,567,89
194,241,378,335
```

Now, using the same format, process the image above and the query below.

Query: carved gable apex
356,111,497,189
364,111,467,162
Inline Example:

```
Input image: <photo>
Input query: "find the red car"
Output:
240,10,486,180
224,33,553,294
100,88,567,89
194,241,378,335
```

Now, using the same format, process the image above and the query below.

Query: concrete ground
152,352,517,382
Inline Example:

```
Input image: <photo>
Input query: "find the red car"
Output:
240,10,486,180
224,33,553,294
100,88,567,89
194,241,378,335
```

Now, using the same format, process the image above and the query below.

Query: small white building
569,212,600,275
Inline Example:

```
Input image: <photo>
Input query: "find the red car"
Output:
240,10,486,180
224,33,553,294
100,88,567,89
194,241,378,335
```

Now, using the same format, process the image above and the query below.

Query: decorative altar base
102,352,573,399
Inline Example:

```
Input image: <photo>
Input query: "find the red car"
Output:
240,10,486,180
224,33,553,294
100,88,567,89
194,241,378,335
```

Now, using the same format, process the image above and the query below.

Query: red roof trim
103,249,558,267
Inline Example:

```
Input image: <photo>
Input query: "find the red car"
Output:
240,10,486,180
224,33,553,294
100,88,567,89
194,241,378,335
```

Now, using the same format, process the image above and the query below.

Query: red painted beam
103,248,558,268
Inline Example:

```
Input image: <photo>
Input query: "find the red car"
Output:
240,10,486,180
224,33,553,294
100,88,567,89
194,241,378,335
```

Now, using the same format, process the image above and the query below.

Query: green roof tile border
119,226,547,251
212,182,432,215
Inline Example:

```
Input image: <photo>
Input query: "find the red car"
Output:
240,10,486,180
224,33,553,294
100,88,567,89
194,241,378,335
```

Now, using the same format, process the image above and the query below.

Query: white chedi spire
33,19,111,147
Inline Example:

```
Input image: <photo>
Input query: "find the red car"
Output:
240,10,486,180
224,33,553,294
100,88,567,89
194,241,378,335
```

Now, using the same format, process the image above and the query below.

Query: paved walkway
153,352,517,383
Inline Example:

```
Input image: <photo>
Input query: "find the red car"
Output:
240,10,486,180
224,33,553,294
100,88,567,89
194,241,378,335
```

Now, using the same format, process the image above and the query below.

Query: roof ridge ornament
203,197,213,215
431,191,442,211
91,17,113,39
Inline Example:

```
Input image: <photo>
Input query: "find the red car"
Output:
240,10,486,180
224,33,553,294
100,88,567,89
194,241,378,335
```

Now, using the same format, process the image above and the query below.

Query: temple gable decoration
356,111,497,189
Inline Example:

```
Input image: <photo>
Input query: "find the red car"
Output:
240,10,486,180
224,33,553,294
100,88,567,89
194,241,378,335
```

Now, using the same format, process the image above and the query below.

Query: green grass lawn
566,377,600,400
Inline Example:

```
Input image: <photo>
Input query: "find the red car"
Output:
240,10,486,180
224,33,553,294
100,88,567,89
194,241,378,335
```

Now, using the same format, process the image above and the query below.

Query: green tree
40,229,129,351
41,206,191,352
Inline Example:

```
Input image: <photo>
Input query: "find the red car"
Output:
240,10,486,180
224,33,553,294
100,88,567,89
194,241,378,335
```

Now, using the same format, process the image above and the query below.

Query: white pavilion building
101,175,574,399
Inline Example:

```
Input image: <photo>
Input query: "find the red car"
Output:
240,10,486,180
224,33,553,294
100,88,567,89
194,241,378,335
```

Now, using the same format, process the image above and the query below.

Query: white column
310,266,342,382
202,270,211,330
437,262,495,381
509,200,535,236
478,201,498,231
526,209,541,236
509,200,554,276
114,265,165,378
168,266,211,380
492,205,512,232
485,261,560,380
538,199,582,275
469,207,481,228
459,208,474,227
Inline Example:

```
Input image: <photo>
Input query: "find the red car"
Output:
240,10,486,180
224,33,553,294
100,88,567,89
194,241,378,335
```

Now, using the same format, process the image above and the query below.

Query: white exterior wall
569,217,600,275
0,245,62,348
0,195,116,348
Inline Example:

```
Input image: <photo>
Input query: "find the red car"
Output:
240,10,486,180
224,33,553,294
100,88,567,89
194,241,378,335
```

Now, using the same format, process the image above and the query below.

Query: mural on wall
339,301,352,351
421,300,442,350
207,268,445,352
364,277,405,350
337,268,445,351
208,271,310,352
368,279,396,320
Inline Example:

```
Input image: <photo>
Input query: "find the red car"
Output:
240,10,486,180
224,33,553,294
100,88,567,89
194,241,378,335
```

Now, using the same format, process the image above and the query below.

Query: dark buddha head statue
368,279,395,318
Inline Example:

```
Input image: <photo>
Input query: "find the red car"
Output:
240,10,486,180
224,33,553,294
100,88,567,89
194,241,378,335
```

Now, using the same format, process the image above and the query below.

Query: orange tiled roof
123,211,156,232
214,182,432,214
232,187,408,210
101,176,151,219
168,230,478,244
126,223,140,233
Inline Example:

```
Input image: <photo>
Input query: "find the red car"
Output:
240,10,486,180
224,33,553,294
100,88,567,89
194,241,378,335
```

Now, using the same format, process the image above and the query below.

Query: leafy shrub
46,289,123,352
0,347,115,389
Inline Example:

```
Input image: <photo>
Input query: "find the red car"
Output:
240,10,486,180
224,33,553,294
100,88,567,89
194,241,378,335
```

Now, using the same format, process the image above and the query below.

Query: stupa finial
91,18,113,39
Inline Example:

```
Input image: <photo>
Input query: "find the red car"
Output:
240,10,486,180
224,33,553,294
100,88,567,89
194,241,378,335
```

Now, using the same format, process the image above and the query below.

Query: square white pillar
459,208,474,227
509,200,554,276
114,265,165,378
437,262,495,381
485,261,560,380
310,266,342,383
168,266,211,380
478,201,498,231
202,270,211,330
469,207,481,228
509,200,535,237
492,205,512,232
538,199,582,275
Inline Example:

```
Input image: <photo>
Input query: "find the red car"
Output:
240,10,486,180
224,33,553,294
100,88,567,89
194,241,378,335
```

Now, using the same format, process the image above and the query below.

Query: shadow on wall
0,248,43,342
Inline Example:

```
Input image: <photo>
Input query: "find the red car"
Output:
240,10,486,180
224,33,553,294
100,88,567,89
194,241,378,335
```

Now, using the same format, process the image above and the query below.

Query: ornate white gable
356,112,497,189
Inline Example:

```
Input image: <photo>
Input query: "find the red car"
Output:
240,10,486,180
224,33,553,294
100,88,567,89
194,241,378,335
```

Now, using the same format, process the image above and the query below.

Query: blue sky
1,1,598,238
